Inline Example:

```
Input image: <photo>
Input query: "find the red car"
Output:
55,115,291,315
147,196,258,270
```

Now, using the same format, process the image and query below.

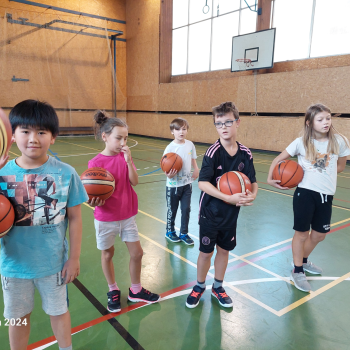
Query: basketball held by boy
186,102,258,309
88,110,160,313
267,103,350,293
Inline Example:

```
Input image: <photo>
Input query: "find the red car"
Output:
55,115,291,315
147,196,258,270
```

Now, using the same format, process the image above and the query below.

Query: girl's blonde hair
302,103,349,161
93,110,127,140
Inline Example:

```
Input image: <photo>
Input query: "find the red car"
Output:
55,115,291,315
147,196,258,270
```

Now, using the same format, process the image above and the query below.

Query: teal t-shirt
0,156,88,279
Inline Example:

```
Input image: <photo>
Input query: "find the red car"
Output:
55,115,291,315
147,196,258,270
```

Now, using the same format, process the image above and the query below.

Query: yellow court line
56,139,102,152
277,271,350,316
9,150,20,157
259,187,350,212
138,232,197,268
138,208,350,315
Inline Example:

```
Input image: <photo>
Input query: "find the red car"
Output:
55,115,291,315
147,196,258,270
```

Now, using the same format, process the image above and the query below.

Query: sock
131,283,142,294
108,282,119,292
59,345,72,350
213,278,223,289
303,257,308,264
294,265,304,274
197,280,206,289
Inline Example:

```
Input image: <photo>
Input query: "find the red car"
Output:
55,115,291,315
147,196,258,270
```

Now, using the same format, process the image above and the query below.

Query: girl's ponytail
93,110,127,140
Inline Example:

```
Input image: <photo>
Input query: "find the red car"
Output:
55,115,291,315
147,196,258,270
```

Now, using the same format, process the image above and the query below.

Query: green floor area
1,135,350,349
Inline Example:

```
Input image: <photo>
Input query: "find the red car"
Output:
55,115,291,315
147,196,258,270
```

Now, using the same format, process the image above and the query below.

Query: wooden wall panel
126,112,350,160
0,0,126,113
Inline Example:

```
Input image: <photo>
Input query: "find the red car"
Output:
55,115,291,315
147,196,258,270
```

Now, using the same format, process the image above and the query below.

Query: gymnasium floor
1,134,350,350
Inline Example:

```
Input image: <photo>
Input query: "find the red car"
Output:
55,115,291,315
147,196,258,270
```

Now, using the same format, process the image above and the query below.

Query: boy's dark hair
170,118,189,131
212,101,239,121
93,110,127,140
9,100,59,137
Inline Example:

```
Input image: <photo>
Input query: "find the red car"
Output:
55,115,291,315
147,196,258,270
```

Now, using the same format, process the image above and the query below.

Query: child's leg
179,184,191,234
197,250,214,282
165,187,180,240
213,246,229,280
101,246,116,285
303,229,326,258
50,311,72,349
9,313,31,350
125,241,143,284
292,230,310,267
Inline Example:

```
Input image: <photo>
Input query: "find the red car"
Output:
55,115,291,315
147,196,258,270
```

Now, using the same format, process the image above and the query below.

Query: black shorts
293,187,333,234
199,224,237,253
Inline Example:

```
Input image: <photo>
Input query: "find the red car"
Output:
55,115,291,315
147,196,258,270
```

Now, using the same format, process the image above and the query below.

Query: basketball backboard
231,28,276,71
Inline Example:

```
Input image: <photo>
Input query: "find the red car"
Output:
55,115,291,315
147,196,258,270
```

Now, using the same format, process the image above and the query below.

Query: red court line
28,221,350,349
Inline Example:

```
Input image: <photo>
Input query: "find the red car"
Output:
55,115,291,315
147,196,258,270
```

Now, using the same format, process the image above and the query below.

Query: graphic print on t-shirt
311,152,330,173
0,173,68,226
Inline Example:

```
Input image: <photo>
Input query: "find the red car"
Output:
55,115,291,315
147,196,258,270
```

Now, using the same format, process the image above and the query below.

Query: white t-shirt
163,139,197,188
286,135,350,195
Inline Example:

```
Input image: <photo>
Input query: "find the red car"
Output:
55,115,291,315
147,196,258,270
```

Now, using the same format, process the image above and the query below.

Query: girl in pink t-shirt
88,111,160,312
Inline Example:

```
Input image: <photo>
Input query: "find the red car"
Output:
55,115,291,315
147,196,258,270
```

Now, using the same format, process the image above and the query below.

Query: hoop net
235,58,253,71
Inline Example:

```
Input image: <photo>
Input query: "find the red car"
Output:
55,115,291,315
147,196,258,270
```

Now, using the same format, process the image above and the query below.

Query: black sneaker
128,287,160,303
211,285,233,308
107,290,121,312
186,285,205,308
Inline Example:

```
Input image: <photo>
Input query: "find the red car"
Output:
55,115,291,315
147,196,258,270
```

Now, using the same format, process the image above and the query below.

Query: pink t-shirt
88,153,138,222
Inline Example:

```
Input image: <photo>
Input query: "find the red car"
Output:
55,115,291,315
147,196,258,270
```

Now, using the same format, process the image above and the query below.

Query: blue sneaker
179,233,194,245
165,231,181,242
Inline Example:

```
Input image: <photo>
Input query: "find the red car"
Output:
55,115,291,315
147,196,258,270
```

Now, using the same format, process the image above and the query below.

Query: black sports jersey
198,139,256,229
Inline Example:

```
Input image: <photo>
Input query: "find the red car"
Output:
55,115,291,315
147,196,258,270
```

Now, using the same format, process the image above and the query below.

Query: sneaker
211,285,233,308
290,270,311,292
165,231,181,242
107,290,121,312
186,285,205,308
128,287,160,303
303,259,322,275
179,233,194,245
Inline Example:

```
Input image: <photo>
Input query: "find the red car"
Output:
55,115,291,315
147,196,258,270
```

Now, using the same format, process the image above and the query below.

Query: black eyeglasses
214,119,239,129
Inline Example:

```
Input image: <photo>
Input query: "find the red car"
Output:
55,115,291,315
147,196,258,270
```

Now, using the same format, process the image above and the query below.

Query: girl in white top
267,104,350,293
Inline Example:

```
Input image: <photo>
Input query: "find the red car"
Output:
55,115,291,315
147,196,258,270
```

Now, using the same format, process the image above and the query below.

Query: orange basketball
160,152,183,173
272,159,304,188
0,194,15,238
0,108,13,158
217,171,252,197
80,167,115,201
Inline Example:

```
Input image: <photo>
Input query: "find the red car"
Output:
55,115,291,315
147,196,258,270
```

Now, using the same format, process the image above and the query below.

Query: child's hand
225,193,251,206
236,190,256,206
191,168,199,180
165,169,178,178
121,146,132,164
61,257,80,284
267,178,290,190
87,197,106,207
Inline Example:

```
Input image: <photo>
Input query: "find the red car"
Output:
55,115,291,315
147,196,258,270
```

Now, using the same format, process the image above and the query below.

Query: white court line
59,152,99,158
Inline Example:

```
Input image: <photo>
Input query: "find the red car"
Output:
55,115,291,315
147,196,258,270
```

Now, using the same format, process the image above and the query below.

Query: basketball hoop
235,58,253,71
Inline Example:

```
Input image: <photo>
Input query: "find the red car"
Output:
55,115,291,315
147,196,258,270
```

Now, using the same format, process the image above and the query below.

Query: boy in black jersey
186,102,258,308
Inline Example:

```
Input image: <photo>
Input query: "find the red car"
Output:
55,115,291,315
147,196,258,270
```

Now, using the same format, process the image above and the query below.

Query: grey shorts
1,272,68,319
94,215,139,250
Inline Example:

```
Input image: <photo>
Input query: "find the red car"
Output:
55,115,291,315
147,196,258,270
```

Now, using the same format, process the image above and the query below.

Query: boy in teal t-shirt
0,101,88,350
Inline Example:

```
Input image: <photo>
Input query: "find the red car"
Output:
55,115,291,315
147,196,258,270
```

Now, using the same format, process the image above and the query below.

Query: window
172,0,258,75
273,0,350,62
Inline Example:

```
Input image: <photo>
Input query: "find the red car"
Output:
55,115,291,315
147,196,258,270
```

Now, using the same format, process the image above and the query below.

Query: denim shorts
1,272,68,319
94,215,139,250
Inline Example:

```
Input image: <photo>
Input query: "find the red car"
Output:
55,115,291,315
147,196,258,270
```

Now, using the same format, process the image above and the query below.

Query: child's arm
199,181,250,206
87,197,105,207
191,159,199,180
62,204,82,284
337,156,348,173
267,150,292,190
165,169,178,178
122,145,139,186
